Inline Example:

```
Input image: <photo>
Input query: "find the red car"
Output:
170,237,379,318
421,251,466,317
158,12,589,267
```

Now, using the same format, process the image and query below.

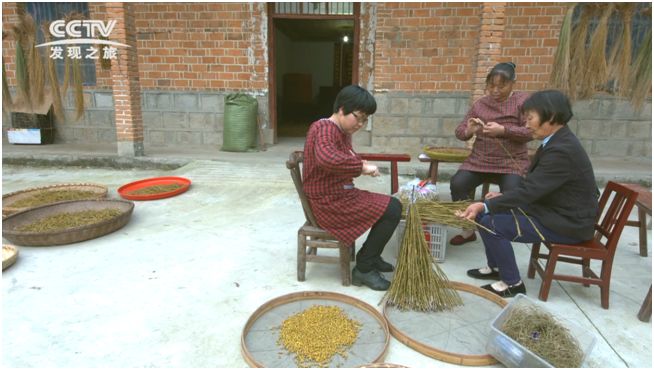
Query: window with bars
24,2,96,86
274,2,353,16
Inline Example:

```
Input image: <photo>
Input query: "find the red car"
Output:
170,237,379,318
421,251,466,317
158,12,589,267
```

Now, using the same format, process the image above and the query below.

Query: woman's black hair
486,62,517,85
332,85,377,115
522,90,573,126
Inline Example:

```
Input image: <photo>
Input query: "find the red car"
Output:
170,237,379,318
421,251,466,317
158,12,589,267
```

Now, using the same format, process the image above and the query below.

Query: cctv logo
36,20,129,48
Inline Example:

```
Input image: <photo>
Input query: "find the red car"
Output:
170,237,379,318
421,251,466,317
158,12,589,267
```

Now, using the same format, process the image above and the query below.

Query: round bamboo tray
2,244,19,271
383,281,507,366
242,291,390,368
422,146,471,162
2,183,108,218
359,363,408,368
2,200,134,246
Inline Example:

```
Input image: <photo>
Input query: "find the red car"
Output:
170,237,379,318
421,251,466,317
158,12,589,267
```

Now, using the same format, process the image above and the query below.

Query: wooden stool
359,153,411,194
418,153,494,200
617,183,651,257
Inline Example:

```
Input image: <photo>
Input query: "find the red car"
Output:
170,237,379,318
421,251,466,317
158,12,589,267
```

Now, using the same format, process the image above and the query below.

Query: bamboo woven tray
382,281,507,366
242,291,390,368
2,183,108,218
2,200,134,246
422,146,471,162
2,244,19,271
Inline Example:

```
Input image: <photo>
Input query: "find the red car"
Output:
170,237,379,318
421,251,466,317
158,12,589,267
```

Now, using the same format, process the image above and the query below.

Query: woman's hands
361,160,380,177
466,118,506,137
455,202,485,221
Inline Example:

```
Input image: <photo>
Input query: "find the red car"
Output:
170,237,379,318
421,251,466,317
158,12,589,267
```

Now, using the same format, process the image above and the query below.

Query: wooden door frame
267,3,360,144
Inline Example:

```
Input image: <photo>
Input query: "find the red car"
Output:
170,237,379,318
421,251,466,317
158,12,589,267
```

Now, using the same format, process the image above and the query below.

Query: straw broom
382,201,463,312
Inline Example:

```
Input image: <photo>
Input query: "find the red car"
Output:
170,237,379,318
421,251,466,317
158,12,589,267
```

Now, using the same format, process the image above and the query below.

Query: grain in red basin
118,176,191,201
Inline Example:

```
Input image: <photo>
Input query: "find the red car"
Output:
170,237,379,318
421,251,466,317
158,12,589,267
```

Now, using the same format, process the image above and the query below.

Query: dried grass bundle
501,302,585,367
29,40,46,106
72,58,84,121
568,4,593,101
549,4,576,92
42,23,65,122
382,202,463,312
2,58,12,110
607,3,635,95
628,31,651,111
580,3,615,99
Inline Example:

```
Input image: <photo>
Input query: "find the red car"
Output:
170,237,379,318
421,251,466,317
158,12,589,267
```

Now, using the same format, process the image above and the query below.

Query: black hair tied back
487,62,517,83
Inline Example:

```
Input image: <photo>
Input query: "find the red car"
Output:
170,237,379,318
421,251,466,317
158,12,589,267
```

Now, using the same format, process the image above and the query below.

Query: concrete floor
2,140,652,367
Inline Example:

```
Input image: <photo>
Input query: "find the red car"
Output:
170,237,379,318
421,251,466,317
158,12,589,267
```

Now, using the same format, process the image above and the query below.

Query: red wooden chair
527,181,638,309
286,151,354,286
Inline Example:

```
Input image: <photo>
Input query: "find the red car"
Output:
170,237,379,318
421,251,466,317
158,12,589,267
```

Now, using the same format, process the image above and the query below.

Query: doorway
268,3,359,141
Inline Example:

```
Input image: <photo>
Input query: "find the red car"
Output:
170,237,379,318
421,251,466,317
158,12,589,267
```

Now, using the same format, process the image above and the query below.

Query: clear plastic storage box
486,294,597,368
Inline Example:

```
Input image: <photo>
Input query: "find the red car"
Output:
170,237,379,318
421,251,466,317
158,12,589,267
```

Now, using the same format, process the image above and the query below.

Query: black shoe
466,267,500,280
372,257,394,272
481,282,526,298
352,267,391,291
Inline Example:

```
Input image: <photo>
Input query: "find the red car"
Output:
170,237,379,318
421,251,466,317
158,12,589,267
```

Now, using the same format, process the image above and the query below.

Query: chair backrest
594,181,638,253
286,151,320,227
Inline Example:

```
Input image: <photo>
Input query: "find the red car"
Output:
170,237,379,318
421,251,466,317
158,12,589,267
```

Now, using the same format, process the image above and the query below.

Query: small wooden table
617,183,652,257
359,153,411,194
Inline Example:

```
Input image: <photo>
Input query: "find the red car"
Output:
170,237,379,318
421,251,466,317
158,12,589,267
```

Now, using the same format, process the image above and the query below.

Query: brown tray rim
241,290,391,368
2,199,134,246
382,281,507,366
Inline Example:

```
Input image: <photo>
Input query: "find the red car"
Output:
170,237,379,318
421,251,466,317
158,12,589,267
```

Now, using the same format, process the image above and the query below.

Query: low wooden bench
359,153,411,194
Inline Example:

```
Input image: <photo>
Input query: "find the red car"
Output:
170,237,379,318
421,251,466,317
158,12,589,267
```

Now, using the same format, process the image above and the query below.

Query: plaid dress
455,91,532,175
303,119,391,246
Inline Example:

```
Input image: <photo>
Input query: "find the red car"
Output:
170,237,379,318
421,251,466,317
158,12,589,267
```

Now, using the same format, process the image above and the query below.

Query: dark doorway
273,18,355,138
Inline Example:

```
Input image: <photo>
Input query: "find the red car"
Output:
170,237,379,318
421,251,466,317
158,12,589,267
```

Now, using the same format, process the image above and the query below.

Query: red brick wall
132,2,267,91
373,2,481,92
502,3,566,92
2,2,267,92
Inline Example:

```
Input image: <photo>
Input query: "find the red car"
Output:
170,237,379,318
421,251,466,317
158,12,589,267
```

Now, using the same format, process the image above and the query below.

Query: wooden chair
527,181,638,309
286,151,354,286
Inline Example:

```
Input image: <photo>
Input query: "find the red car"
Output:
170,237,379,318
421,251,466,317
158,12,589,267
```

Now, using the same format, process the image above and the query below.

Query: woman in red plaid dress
450,62,533,245
303,85,401,291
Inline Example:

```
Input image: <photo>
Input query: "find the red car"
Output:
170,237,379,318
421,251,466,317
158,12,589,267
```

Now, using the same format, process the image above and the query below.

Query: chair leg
297,232,307,282
538,251,558,302
638,286,652,322
638,207,648,257
339,244,352,286
582,258,591,287
599,260,614,309
527,242,540,279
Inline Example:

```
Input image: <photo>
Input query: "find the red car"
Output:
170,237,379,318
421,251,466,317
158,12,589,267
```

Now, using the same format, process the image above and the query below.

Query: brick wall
502,3,566,92
133,2,267,91
373,2,480,92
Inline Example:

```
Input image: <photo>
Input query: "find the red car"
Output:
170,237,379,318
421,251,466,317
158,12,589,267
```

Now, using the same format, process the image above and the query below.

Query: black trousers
356,197,402,272
450,170,523,201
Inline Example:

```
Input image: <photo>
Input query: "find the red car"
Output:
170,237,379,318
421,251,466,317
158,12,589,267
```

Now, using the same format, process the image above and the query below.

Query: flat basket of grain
2,183,108,218
486,294,597,368
422,146,471,162
2,245,19,270
2,199,134,246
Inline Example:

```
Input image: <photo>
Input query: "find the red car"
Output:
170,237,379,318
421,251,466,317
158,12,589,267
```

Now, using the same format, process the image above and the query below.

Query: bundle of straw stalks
551,2,651,109
382,202,463,312
400,199,495,234
3,8,87,122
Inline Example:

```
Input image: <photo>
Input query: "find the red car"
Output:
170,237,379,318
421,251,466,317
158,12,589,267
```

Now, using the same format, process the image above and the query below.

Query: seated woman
457,90,599,298
449,62,532,245
303,85,401,291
